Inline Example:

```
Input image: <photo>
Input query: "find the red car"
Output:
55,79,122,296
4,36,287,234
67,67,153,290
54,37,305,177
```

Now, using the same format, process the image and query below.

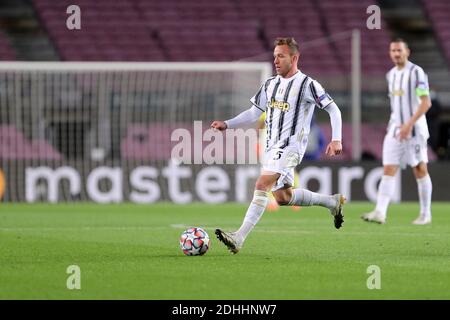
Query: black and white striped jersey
250,71,334,151
386,61,430,139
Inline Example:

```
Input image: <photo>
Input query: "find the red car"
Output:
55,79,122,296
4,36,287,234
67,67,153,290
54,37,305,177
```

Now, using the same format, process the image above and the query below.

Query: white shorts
382,134,428,169
262,141,306,192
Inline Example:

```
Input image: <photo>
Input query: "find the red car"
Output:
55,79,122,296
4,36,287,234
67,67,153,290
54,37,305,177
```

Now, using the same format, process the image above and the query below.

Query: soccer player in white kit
362,39,433,225
210,38,345,254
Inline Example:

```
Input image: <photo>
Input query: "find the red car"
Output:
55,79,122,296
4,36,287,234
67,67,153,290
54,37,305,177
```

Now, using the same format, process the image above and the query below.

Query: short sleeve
306,80,334,109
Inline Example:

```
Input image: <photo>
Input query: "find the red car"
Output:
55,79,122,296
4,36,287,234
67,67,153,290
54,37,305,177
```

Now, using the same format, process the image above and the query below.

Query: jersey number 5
273,150,283,160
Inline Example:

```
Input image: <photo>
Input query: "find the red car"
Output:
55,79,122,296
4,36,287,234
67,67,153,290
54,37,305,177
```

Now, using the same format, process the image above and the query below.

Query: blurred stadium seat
422,0,450,63
0,30,16,60
28,0,390,75
0,125,62,159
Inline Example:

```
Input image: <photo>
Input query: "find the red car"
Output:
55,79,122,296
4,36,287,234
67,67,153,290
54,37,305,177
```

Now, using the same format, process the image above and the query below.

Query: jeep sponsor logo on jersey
268,98,290,112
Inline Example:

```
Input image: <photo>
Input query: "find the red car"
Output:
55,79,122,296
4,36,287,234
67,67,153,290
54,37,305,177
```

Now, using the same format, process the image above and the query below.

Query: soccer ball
180,227,210,256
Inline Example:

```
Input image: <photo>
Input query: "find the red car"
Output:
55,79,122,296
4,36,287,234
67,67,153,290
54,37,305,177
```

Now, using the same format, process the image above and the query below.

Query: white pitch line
0,226,167,231
0,226,446,238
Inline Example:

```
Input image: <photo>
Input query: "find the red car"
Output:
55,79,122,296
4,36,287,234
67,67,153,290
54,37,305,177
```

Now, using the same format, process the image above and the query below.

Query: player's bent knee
383,165,398,176
255,173,280,191
276,198,291,206
273,192,292,206
413,162,429,178
255,181,271,192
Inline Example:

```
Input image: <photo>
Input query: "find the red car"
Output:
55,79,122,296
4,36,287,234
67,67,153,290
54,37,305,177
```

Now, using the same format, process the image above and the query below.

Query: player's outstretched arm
211,105,264,131
210,121,228,131
323,102,343,156
326,140,342,156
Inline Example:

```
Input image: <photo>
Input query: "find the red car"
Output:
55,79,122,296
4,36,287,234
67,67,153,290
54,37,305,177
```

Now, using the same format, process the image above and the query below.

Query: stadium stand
30,0,391,76
316,0,392,74
0,30,16,60
32,0,165,61
422,0,450,64
0,125,62,159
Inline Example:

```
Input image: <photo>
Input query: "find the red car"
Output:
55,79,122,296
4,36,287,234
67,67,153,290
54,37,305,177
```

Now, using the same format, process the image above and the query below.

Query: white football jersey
386,61,430,139
250,71,333,151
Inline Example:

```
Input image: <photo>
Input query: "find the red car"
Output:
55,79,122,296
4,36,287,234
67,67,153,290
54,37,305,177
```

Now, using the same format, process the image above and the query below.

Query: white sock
417,174,432,218
236,190,269,241
288,188,336,209
375,175,395,217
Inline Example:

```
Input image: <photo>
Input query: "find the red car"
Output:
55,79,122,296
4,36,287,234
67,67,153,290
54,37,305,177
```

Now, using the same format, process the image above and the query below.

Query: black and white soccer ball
180,227,210,256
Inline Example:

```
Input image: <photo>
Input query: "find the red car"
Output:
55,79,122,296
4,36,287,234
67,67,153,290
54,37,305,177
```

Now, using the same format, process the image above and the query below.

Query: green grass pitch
0,202,449,299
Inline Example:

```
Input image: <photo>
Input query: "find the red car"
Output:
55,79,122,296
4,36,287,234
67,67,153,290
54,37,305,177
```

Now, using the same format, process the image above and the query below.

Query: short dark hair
274,37,299,55
391,38,409,48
